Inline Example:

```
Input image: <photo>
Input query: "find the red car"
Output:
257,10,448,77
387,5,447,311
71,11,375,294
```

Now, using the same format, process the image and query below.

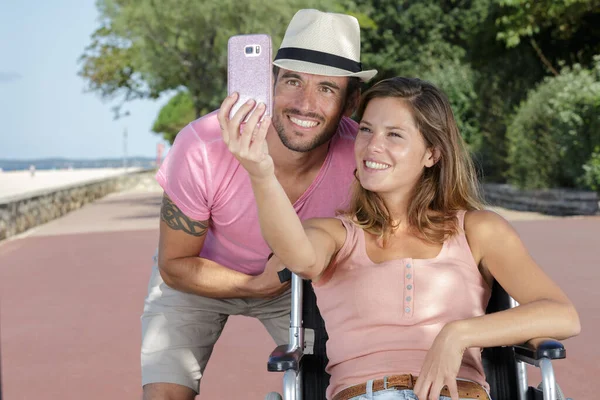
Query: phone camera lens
245,46,253,55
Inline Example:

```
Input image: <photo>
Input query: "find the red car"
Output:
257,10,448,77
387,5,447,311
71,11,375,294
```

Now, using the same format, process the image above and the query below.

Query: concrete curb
483,183,600,216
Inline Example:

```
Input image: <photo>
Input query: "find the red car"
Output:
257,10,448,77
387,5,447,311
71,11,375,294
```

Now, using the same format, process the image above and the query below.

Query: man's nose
296,88,317,113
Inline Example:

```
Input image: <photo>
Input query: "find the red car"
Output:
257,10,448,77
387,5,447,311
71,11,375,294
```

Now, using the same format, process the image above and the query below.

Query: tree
339,0,490,156
496,0,600,47
506,57,600,189
495,0,600,74
80,0,327,123
152,91,195,143
339,0,491,78
466,0,600,180
465,1,546,181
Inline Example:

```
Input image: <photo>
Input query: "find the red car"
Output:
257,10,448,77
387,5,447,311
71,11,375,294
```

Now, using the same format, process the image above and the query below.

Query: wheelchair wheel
264,392,283,400
536,382,566,400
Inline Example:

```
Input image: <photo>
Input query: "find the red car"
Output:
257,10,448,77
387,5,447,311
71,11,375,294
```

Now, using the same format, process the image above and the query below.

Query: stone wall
0,169,158,241
2,172,598,242
482,183,600,216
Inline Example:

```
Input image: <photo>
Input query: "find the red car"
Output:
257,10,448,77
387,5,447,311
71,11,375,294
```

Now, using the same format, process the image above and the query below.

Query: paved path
0,190,597,399
0,189,282,400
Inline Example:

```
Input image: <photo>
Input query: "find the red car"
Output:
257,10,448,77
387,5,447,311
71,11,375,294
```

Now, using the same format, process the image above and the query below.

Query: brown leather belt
332,374,489,400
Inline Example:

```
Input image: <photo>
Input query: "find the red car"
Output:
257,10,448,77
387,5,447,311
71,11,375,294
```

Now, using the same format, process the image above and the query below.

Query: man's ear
343,89,361,118
425,147,441,168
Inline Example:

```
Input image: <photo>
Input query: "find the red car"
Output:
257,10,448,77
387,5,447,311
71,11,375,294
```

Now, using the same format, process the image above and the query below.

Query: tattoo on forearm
161,195,209,237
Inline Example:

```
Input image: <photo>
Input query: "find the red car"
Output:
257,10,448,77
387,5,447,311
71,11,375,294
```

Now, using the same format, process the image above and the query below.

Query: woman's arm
414,210,581,400
249,175,319,272
449,210,580,349
249,178,345,279
254,217,346,281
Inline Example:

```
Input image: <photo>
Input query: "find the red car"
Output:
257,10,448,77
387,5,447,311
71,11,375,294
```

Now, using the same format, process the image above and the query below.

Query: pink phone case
227,34,273,120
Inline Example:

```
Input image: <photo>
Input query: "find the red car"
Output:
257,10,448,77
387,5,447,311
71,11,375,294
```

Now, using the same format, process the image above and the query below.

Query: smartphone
227,34,273,120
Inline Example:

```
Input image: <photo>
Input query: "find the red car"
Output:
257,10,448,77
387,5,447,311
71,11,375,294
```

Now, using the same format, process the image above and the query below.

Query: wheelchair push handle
267,253,293,283
278,268,293,283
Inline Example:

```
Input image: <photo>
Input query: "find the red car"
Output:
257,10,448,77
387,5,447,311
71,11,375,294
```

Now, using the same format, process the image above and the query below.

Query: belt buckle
383,376,389,390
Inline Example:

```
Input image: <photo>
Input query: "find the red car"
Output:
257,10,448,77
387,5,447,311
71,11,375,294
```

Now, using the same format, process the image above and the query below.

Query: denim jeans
348,387,453,400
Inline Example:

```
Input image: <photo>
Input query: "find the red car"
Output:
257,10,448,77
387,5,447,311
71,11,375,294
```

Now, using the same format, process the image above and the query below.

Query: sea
0,157,157,172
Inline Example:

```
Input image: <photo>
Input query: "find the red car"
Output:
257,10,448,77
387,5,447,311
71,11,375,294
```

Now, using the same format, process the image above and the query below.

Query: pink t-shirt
156,110,358,275
313,211,492,399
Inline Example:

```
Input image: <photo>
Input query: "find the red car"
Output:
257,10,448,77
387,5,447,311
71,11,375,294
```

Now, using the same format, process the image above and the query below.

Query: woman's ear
424,147,441,168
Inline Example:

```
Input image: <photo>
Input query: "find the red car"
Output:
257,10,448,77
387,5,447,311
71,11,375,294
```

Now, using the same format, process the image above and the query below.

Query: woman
217,77,580,400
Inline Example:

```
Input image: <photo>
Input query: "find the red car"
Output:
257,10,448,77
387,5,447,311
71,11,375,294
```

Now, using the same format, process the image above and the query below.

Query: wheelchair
266,272,572,400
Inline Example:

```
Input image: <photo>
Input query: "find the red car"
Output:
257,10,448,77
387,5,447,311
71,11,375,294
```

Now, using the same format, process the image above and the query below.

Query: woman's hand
217,92,274,181
414,324,465,400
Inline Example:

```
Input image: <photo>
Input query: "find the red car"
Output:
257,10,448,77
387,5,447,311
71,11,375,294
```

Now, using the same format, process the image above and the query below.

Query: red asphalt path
0,190,597,399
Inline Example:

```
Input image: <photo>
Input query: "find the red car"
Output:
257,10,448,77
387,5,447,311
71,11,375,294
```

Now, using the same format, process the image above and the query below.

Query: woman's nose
366,133,385,152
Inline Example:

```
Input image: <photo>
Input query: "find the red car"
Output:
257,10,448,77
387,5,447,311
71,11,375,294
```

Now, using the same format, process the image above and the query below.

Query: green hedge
506,56,600,190
581,147,600,191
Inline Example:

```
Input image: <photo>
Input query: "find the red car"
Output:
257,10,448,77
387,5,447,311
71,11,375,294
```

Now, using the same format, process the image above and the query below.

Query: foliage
506,57,600,189
468,0,558,181
339,0,489,154
79,0,327,120
82,0,600,190
151,91,195,143
495,0,600,79
495,0,600,48
341,0,490,80
421,61,482,152
580,147,600,191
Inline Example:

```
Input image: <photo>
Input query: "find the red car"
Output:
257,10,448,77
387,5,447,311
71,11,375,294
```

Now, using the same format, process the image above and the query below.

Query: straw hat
273,9,377,82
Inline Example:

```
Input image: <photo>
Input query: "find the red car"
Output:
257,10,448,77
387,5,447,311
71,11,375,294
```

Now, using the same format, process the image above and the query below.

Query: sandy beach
0,167,144,202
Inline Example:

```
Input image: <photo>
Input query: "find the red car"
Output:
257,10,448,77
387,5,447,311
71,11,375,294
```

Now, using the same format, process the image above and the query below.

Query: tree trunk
530,38,559,77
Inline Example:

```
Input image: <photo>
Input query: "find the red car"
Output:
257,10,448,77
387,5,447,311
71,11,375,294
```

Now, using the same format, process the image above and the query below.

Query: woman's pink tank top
313,210,492,399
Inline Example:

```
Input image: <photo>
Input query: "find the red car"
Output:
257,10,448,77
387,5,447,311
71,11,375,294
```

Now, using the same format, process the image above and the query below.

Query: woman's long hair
344,77,485,244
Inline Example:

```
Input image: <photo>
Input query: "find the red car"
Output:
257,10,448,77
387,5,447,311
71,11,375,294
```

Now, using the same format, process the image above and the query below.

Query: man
141,9,377,400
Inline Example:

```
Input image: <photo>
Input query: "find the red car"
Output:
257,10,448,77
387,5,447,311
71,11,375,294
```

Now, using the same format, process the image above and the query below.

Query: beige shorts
140,255,308,393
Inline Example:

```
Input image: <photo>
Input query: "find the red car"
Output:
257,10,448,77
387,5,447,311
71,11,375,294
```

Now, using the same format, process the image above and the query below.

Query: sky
0,0,172,160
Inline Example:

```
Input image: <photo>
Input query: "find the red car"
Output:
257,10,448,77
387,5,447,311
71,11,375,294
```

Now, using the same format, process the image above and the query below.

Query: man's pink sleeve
155,124,211,221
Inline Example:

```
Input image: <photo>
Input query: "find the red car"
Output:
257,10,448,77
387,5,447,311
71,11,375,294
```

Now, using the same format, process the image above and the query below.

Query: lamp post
123,128,128,170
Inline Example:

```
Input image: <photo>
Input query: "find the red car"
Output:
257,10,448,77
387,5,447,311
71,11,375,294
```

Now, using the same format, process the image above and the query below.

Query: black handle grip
268,253,292,283
277,268,292,283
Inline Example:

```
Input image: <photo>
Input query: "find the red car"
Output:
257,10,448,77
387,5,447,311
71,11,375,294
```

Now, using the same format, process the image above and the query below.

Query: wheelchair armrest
267,344,304,372
513,338,565,365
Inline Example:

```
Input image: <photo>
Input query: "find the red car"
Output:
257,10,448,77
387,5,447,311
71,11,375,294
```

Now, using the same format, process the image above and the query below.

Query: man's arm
158,193,287,299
